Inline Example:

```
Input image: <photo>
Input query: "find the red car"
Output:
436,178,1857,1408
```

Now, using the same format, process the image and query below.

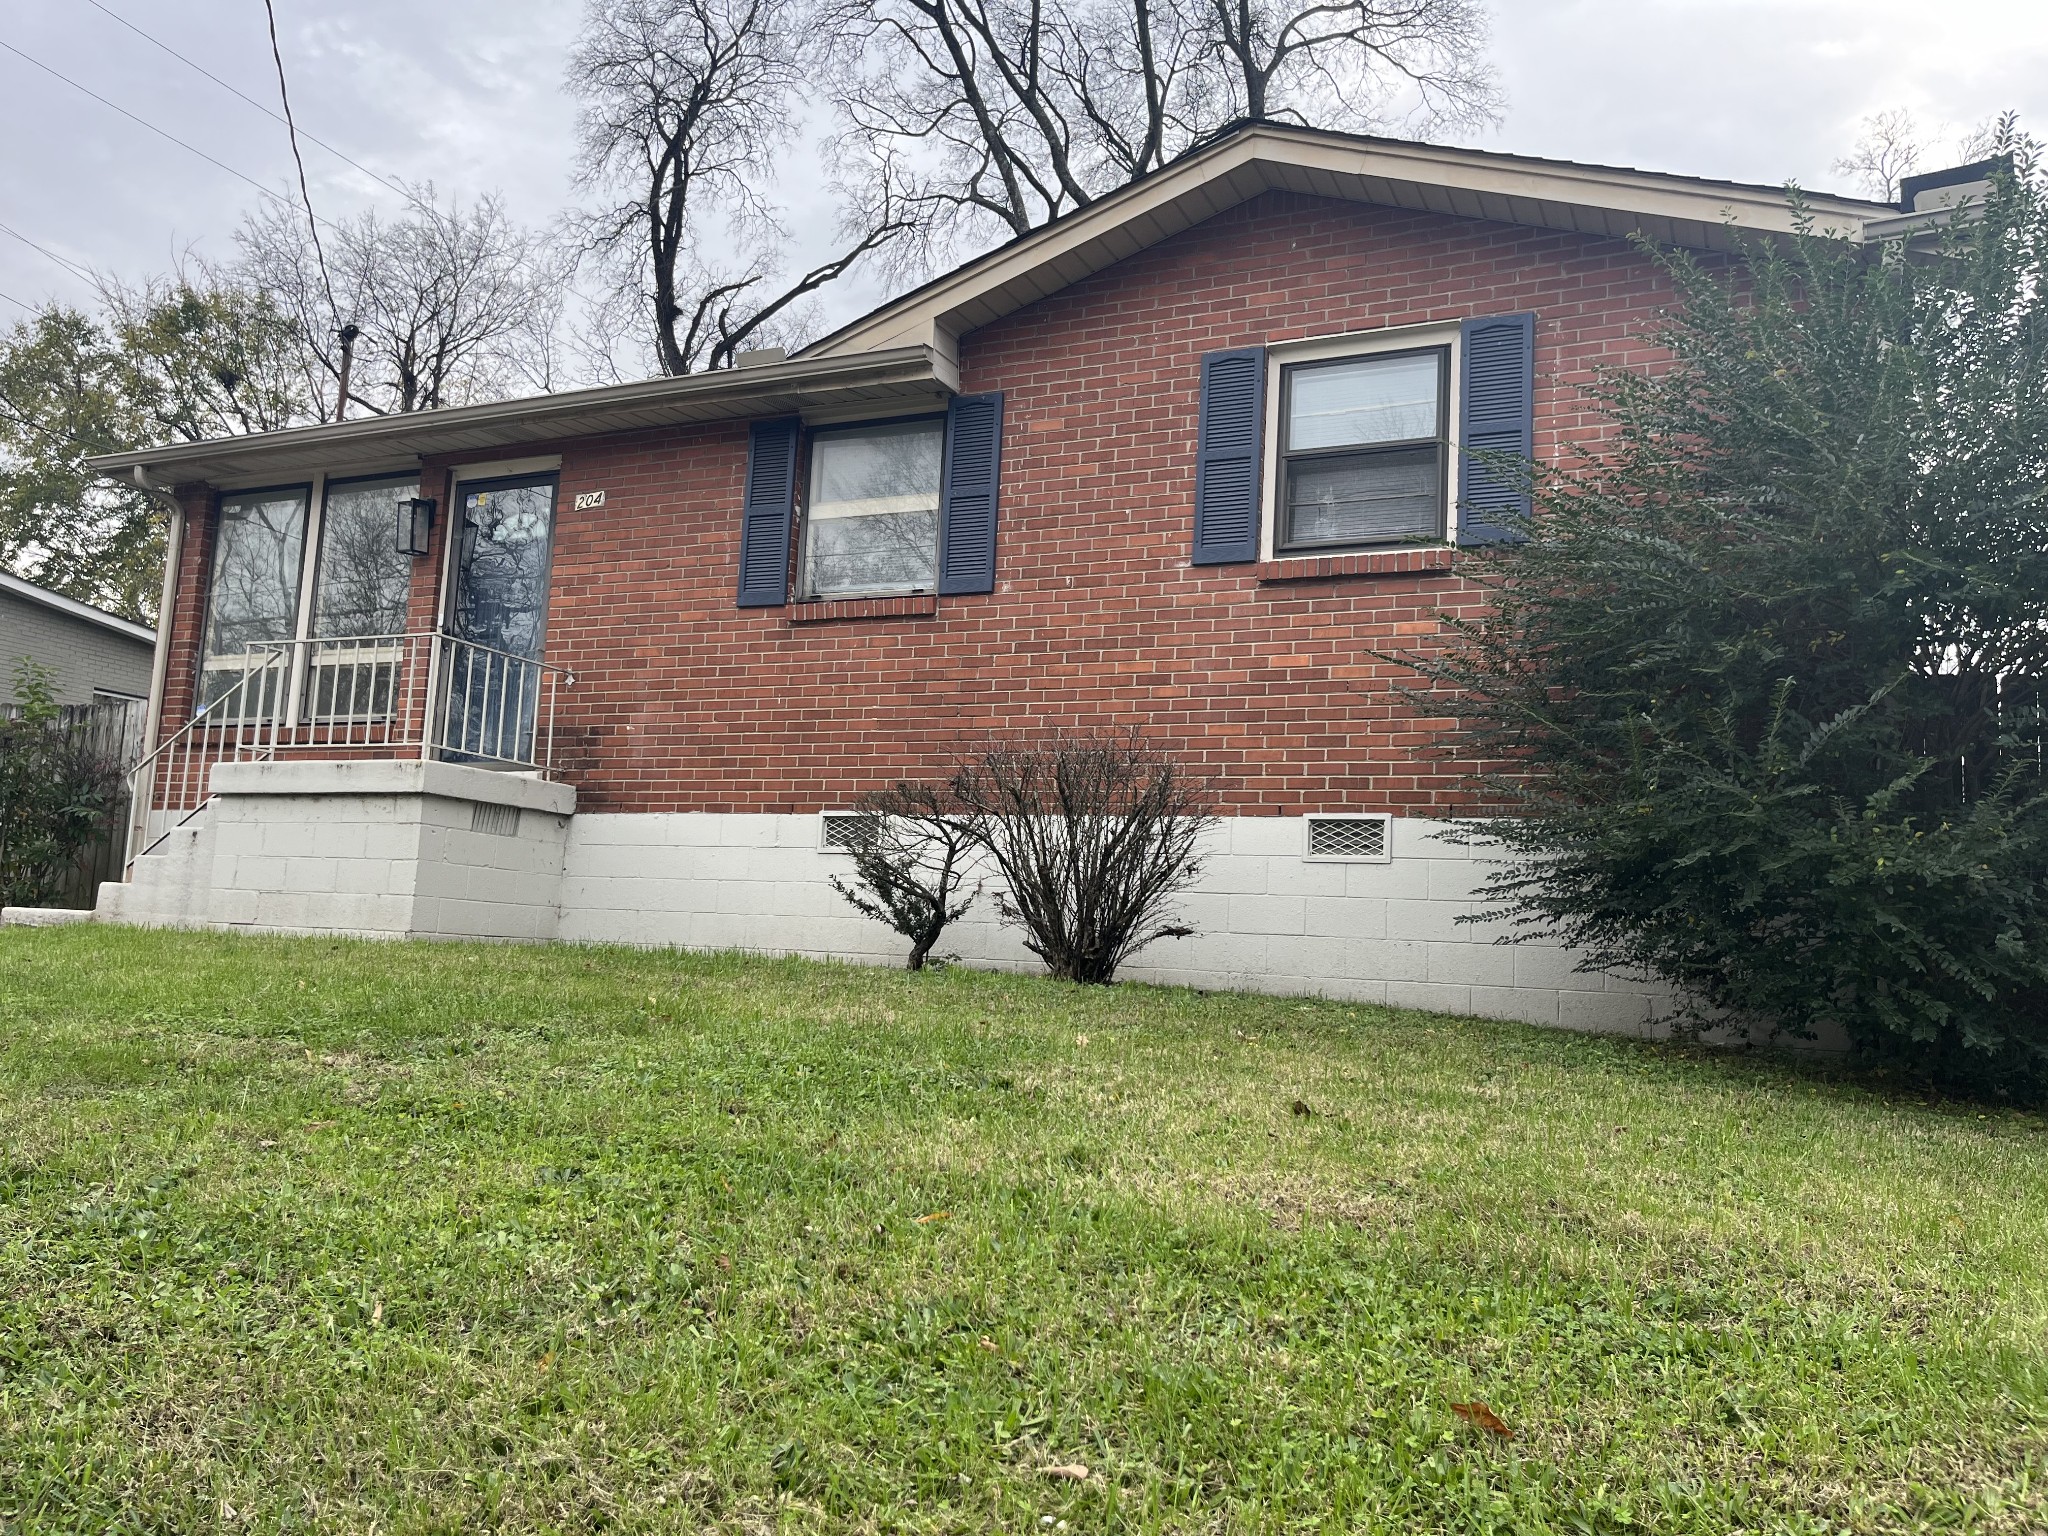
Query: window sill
1256,546,1457,584
788,594,939,624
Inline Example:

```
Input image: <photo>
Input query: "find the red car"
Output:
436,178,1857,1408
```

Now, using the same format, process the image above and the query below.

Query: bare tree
826,0,1500,259
236,190,564,419
567,0,917,375
1834,108,1927,202
1835,108,2017,202
950,728,1217,984
828,779,981,969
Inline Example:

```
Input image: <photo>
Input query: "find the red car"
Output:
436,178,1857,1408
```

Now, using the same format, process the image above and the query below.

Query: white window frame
198,477,317,717
799,416,946,602
1302,812,1395,863
1261,319,1464,563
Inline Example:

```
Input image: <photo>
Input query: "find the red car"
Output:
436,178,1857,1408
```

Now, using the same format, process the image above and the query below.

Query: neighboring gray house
1,572,157,706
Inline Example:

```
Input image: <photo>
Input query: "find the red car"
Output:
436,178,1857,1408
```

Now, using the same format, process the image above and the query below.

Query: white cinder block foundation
554,812,1674,1032
90,793,1673,1034
99,759,573,941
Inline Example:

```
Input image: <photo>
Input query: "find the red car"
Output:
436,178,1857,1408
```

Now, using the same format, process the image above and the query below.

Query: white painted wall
558,811,1672,1032
92,782,1673,1032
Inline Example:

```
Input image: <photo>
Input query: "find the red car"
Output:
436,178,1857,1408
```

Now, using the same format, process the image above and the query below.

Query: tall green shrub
1416,128,2048,1092
0,663,126,908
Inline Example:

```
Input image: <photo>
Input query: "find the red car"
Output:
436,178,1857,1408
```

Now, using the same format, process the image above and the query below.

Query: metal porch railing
123,631,574,869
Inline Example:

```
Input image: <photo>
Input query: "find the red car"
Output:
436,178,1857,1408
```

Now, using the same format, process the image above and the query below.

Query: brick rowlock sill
788,594,941,624
1254,547,1459,585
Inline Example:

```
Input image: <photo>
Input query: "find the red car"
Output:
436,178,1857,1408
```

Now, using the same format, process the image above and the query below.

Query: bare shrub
950,729,1217,984
828,780,980,971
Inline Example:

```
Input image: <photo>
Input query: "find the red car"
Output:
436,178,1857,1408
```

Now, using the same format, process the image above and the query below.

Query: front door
443,474,558,764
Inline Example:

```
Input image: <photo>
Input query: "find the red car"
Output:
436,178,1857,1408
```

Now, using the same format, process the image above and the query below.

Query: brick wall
154,191,1679,815
534,190,1677,815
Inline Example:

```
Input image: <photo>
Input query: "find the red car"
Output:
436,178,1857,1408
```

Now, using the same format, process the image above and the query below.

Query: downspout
130,465,184,759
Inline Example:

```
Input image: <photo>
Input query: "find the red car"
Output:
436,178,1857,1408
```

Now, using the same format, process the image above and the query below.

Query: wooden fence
0,697,148,910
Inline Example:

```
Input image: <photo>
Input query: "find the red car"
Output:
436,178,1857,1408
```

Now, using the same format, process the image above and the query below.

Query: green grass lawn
1,928,2044,1534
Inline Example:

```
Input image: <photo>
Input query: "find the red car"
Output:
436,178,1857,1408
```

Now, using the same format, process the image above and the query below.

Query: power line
0,288,34,313
0,219,96,284
0,35,329,229
261,0,340,329
79,0,428,214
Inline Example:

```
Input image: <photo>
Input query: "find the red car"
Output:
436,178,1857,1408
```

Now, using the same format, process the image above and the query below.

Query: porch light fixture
397,496,436,557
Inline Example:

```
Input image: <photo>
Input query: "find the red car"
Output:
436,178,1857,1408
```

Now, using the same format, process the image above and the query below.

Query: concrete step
0,906,94,927
94,803,220,928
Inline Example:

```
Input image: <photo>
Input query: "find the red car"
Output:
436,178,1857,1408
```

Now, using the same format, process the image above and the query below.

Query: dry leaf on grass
1450,1401,1513,1438
914,1211,951,1224
1043,1462,1090,1481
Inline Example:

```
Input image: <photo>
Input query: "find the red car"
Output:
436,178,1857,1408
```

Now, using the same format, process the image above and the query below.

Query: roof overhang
799,122,1890,361
87,345,956,489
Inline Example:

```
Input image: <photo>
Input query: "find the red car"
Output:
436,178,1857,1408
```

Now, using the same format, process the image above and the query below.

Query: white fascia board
86,346,950,489
802,125,1886,362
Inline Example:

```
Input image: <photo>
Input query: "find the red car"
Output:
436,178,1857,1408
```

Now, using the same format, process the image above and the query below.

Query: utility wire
0,219,96,285
79,0,430,215
260,0,341,330
0,36,327,228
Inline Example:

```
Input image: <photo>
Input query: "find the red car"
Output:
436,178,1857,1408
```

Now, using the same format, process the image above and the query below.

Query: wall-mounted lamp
397,496,436,556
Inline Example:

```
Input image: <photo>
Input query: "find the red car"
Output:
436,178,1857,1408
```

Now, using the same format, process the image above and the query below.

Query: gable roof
90,120,1895,490
799,120,1892,364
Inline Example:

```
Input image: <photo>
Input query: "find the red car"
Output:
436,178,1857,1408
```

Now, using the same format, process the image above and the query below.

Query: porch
101,631,578,942
124,629,574,869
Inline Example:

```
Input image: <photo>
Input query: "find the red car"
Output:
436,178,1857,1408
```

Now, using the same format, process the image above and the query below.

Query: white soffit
801,124,1888,360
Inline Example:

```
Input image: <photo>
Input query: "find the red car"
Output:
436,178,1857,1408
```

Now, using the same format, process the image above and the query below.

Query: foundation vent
819,811,865,853
471,802,522,838
1304,814,1391,862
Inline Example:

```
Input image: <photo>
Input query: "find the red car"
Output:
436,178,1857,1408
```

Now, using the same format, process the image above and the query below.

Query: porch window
306,474,419,719
200,485,308,710
1278,348,1447,551
310,475,415,639
801,418,943,599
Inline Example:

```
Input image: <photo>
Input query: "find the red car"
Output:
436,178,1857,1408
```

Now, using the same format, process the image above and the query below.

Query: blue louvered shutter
938,392,1003,595
737,417,799,606
1193,347,1265,564
1458,314,1534,543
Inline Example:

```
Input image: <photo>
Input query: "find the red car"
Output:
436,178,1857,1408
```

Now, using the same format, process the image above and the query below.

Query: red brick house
70,123,1921,1028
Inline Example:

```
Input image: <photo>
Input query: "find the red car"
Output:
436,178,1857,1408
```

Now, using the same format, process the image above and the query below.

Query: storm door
442,474,558,764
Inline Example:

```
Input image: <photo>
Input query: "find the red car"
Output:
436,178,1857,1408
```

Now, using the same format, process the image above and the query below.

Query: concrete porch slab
207,757,576,815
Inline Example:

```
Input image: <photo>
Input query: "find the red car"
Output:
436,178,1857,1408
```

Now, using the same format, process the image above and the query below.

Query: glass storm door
443,475,557,763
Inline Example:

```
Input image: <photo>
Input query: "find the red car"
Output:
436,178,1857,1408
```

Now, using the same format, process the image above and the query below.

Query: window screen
1281,349,1447,551
802,419,944,599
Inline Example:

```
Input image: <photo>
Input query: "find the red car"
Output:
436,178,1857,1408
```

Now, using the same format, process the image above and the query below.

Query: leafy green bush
1418,127,2048,1094
0,662,127,908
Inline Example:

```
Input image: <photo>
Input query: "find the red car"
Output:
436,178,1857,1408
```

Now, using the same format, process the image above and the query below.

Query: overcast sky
4,0,2047,357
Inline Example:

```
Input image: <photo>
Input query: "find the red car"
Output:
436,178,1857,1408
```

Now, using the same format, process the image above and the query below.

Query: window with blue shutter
938,392,1003,595
1458,313,1535,543
1193,347,1265,564
737,417,799,606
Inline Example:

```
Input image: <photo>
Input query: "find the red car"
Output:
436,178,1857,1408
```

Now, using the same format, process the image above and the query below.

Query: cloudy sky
4,0,2047,358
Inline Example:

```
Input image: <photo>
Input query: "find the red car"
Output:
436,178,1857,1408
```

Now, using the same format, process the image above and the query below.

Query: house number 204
573,489,606,510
